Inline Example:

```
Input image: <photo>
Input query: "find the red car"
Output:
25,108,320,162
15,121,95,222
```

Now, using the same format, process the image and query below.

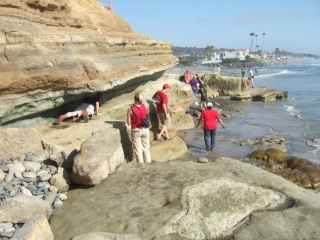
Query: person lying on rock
53,92,103,125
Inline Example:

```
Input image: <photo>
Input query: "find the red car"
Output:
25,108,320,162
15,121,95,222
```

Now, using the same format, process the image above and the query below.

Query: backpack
179,75,186,82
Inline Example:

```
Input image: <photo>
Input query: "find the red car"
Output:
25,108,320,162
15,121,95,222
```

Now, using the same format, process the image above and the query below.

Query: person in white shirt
248,67,254,88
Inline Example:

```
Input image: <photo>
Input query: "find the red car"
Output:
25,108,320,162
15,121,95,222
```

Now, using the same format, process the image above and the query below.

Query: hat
163,83,171,89
207,102,213,107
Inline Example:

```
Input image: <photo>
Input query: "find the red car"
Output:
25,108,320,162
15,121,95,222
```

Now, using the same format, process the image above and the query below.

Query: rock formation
202,73,250,96
50,159,320,240
0,0,178,126
2,1,313,240
72,128,124,185
250,148,320,191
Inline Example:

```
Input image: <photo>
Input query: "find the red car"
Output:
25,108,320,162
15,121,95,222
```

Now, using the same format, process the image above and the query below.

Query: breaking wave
284,104,303,119
255,70,296,78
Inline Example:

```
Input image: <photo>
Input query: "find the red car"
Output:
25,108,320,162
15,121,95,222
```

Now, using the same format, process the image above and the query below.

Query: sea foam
255,70,296,78
283,104,302,119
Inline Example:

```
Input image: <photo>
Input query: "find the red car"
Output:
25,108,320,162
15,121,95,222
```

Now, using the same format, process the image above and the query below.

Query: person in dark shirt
241,68,245,77
54,92,103,125
198,87,207,110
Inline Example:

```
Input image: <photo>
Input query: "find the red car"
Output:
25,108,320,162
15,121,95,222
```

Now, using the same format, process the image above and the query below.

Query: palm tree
261,33,266,52
249,32,255,53
256,45,259,53
255,34,258,53
205,45,214,58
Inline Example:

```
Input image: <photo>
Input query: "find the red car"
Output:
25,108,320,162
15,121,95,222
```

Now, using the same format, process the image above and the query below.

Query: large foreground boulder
157,178,287,239
50,158,320,239
72,128,124,186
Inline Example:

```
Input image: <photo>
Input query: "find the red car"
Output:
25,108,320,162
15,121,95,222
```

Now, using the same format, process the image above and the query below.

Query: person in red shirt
127,93,151,163
196,102,226,151
184,69,190,84
152,83,172,141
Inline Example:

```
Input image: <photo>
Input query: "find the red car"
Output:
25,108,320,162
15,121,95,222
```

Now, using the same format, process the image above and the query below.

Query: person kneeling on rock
54,92,103,125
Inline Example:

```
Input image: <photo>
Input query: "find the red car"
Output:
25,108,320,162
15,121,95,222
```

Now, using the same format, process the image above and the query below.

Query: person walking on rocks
196,74,205,87
198,86,207,110
189,75,199,100
127,93,151,163
241,67,245,77
152,83,172,141
184,69,190,84
54,92,103,125
248,67,254,88
196,102,226,151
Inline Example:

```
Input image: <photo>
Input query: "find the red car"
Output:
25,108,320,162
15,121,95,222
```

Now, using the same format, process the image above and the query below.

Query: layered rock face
0,0,178,125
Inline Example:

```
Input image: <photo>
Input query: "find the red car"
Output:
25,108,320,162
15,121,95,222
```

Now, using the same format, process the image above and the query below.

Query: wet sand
175,98,315,163
174,100,259,162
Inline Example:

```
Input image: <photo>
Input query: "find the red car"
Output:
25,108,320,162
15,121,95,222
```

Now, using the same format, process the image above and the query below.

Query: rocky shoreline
216,57,291,69
1,73,320,239
2,1,319,239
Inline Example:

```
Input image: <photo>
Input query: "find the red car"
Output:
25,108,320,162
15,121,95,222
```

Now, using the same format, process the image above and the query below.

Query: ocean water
168,60,320,164
251,60,320,164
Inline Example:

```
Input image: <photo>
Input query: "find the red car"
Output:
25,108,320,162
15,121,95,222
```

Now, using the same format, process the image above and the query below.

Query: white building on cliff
196,50,247,65
196,53,222,64
219,51,245,61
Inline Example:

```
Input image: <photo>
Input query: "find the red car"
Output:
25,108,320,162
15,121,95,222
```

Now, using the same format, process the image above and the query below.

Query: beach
168,59,320,164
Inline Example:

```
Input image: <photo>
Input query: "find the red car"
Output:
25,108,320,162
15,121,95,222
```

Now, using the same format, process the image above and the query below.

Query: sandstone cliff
0,0,178,125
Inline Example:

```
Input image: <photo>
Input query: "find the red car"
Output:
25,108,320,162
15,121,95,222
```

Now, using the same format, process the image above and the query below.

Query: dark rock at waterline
250,148,320,191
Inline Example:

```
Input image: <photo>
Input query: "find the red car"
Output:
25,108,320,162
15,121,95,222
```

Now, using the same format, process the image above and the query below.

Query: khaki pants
131,128,151,163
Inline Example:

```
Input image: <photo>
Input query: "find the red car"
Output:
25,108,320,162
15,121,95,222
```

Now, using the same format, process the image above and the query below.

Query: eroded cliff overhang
0,0,178,125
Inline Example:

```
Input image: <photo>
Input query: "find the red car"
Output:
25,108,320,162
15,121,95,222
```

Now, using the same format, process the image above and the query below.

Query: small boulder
50,167,71,192
24,162,41,172
198,158,209,163
265,148,288,163
0,169,4,180
250,149,266,161
0,196,51,223
11,215,54,240
7,162,25,173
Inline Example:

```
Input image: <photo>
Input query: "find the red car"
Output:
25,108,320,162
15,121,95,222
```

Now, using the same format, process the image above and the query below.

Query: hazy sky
99,0,320,55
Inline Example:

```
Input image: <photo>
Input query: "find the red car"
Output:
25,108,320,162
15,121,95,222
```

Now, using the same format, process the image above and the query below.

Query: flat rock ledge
231,87,289,101
50,158,320,240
